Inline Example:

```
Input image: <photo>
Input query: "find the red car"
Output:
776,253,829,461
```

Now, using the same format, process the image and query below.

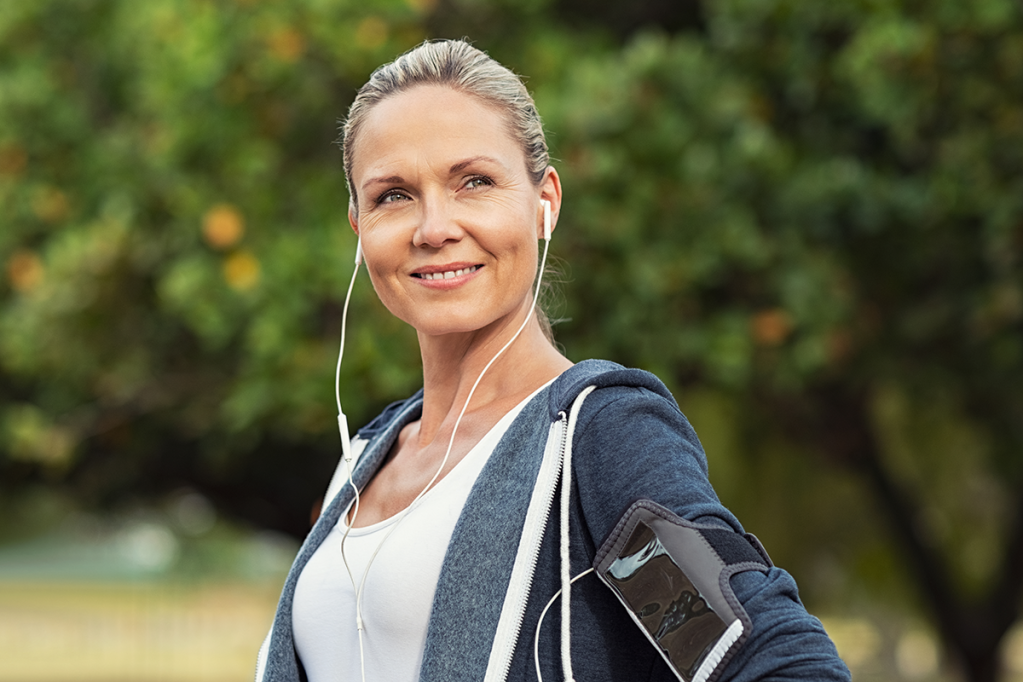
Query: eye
464,175,493,190
377,190,410,204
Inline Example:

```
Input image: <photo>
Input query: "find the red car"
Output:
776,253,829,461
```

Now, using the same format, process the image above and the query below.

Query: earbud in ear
355,237,363,266
541,199,551,242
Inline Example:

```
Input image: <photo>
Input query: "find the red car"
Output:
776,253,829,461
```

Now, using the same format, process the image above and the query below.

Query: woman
257,40,850,682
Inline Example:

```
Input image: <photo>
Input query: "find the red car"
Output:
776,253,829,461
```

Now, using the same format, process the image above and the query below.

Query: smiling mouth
413,265,482,281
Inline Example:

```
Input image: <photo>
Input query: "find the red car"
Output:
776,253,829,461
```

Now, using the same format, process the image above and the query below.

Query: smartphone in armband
593,501,771,682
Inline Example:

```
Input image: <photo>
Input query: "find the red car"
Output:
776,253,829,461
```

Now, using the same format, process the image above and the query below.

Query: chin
406,306,522,339
411,318,496,338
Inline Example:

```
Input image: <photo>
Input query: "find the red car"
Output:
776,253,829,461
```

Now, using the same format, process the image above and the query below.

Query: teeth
420,265,479,280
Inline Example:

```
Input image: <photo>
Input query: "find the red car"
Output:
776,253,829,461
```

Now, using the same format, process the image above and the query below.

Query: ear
537,167,563,239
348,202,360,236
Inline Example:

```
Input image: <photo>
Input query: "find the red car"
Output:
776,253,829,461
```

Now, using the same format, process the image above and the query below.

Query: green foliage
0,0,431,461
537,3,1023,676
3,1,1023,677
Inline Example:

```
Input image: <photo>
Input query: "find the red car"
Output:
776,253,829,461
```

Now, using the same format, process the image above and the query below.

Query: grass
0,580,282,682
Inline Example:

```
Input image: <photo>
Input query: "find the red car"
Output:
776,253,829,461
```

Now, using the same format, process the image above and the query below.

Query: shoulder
547,359,679,418
550,359,698,451
568,383,714,515
554,361,729,536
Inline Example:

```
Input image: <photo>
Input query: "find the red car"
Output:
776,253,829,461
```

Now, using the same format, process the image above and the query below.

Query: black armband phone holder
594,500,772,682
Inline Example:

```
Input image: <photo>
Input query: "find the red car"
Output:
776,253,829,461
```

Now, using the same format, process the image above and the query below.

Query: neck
415,298,570,444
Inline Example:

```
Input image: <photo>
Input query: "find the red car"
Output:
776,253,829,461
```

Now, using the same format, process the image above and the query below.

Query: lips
412,264,482,281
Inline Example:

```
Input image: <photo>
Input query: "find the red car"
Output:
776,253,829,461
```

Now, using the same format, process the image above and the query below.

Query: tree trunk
775,385,1023,682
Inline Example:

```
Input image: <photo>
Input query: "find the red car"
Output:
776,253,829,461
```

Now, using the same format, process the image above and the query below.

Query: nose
412,196,463,249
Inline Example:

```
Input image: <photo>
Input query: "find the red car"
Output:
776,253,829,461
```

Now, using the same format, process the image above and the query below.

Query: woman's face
348,85,560,339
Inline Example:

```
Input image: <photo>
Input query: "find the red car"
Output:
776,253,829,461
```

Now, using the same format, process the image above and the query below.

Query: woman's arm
570,385,850,682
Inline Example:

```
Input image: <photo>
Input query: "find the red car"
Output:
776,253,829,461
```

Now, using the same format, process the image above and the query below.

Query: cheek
506,226,541,274
358,237,406,307
363,265,416,327
362,252,400,300
358,217,404,276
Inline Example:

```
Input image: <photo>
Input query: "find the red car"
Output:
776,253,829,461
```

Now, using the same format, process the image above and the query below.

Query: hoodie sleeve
569,384,851,682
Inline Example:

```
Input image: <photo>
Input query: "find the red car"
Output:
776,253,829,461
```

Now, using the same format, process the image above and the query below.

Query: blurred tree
552,0,704,39
0,0,437,534
539,1,1023,680
2,0,1022,680
0,0,599,538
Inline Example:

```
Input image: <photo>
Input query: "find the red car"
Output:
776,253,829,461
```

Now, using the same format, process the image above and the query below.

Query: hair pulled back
341,39,549,208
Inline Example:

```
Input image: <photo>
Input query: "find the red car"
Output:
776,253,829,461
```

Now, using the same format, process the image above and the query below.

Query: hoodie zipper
484,412,569,682
254,627,271,682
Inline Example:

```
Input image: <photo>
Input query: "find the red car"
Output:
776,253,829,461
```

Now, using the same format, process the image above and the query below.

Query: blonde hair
341,39,549,208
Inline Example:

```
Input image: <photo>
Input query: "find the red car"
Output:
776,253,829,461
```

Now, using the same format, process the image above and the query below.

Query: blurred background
1,0,1022,680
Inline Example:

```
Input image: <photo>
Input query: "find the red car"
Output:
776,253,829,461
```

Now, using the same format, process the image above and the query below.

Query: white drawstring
559,385,595,682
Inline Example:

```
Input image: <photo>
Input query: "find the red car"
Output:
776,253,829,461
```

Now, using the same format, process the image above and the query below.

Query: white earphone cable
335,238,363,618
533,568,594,682
333,238,367,681
334,245,360,416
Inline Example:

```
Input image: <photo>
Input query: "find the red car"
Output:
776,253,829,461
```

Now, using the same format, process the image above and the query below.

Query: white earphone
542,198,551,241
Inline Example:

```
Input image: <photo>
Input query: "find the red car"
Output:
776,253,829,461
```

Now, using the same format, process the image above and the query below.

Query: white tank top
292,389,541,682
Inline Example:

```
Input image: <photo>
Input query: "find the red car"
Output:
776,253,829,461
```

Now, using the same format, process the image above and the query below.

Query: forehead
351,85,523,180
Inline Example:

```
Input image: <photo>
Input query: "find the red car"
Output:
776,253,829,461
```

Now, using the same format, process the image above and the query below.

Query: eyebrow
448,155,505,174
360,156,508,195
361,175,405,193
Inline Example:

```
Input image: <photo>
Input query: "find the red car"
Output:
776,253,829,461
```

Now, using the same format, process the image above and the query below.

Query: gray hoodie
257,360,849,682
